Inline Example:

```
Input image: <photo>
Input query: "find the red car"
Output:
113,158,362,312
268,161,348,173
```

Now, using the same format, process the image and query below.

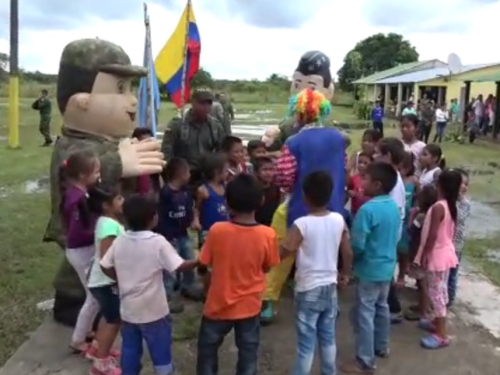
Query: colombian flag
155,2,200,108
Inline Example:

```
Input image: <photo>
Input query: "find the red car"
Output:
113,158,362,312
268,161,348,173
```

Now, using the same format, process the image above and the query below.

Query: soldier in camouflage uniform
44,38,165,326
216,92,234,135
209,96,225,133
32,89,53,146
162,87,225,188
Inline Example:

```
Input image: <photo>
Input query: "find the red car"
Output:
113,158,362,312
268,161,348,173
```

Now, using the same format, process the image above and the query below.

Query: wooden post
384,84,390,110
180,0,191,120
493,82,500,139
396,83,403,116
463,81,471,125
8,0,19,148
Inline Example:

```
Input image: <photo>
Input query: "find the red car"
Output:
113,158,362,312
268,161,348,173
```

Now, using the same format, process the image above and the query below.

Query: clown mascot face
260,51,347,323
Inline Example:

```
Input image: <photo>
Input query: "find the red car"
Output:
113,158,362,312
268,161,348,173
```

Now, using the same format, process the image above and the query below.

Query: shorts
425,271,449,319
89,285,121,324
121,316,174,375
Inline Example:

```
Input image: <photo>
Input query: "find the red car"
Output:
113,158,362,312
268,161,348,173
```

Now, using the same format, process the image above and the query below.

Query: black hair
253,156,274,172
247,139,266,155
58,150,99,219
362,129,382,143
358,151,374,161
41,89,48,95
201,152,227,181
424,144,446,169
225,173,263,214
454,167,469,179
436,169,462,222
123,194,157,231
163,157,189,182
366,161,398,194
400,151,415,177
302,171,334,208
417,184,438,213
57,64,97,114
377,137,405,165
221,135,243,153
87,183,121,216
401,113,419,127
132,127,153,139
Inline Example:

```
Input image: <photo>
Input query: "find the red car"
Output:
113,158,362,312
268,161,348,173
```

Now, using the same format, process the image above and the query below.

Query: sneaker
85,344,120,361
418,318,436,333
390,312,403,324
340,361,375,374
89,357,121,375
375,348,389,358
420,334,450,350
260,301,274,325
404,309,421,321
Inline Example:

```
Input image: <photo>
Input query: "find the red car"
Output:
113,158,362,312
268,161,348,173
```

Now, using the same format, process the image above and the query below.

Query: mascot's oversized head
290,51,334,101
57,39,147,139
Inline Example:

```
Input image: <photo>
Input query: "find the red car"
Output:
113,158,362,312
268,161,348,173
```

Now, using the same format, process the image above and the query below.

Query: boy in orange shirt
197,173,280,375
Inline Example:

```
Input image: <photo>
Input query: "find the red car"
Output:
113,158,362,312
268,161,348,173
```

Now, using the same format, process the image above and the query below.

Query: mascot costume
261,51,347,322
44,38,165,326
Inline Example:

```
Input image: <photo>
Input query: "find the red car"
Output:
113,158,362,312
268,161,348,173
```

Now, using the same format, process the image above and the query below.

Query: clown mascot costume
261,51,348,322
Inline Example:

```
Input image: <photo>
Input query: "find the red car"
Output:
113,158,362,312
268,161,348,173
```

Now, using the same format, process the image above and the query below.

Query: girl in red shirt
348,151,372,217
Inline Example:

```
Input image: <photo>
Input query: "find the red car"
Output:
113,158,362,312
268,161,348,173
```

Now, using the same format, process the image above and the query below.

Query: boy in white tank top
281,171,353,375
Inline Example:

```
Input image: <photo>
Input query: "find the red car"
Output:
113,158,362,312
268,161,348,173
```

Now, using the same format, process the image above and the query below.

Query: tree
337,33,419,91
0,52,8,82
191,67,214,89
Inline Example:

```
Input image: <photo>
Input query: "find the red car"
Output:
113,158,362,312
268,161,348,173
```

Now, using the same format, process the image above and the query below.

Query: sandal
420,334,450,349
418,318,436,333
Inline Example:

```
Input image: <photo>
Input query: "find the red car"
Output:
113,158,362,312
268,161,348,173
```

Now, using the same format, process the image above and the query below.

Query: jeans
121,316,174,375
164,235,195,293
419,123,432,143
434,121,447,143
350,280,391,370
197,315,260,375
372,121,384,137
448,252,462,303
293,284,338,375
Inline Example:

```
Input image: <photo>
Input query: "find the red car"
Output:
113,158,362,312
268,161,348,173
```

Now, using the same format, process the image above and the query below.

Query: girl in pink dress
414,169,462,349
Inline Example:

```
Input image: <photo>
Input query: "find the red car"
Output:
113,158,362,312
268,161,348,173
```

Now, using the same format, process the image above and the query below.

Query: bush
353,100,372,120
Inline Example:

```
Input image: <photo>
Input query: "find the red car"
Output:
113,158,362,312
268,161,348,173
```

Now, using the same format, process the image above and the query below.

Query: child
374,137,406,323
247,139,267,161
131,127,160,194
221,135,247,180
197,174,280,375
371,100,385,137
193,153,229,245
404,185,438,322
281,171,353,375
158,157,203,310
86,184,124,375
419,144,445,187
348,151,372,217
347,129,382,175
60,150,101,353
341,162,401,374
100,194,199,375
414,169,461,349
433,103,449,143
400,114,426,173
254,156,282,226
448,168,471,306
396,152,419,287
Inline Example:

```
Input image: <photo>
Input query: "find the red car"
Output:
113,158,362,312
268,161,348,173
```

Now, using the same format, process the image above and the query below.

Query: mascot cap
295,51,332,88
57,38,147,113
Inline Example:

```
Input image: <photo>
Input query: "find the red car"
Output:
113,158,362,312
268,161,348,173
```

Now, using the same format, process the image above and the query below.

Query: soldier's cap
60,38,147,78
191,87,214,102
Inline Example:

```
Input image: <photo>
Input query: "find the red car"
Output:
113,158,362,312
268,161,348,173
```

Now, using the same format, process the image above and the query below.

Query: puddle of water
466,200,500,239
23,177,49,195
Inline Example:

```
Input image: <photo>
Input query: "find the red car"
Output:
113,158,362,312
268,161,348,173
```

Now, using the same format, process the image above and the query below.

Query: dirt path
2,285,499,375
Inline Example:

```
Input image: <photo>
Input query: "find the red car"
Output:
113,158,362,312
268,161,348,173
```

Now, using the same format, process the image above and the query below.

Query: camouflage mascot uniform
260,51,349,323
44,39,165,326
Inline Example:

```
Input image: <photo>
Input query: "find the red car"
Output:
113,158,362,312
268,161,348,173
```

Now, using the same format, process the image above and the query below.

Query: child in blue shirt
371,101,385,137
341,161,400,374
193,153,229,246
158,157,203,311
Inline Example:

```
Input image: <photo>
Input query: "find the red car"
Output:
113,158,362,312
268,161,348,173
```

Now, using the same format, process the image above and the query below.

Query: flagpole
144,3,152,131
180,0,191,120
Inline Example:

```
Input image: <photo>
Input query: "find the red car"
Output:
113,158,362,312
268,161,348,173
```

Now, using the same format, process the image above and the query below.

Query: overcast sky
0,0,499,80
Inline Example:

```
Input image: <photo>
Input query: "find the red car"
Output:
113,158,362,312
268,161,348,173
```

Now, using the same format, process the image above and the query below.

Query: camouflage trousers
39,116,52,143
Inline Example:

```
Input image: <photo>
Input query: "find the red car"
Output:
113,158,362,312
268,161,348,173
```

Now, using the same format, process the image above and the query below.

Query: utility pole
8,0,20,148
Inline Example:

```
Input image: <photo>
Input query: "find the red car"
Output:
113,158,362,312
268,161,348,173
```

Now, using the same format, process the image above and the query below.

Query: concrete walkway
1,275,499,375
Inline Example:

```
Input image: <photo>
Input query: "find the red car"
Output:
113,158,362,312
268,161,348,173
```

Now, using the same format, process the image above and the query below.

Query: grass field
1,97,500,366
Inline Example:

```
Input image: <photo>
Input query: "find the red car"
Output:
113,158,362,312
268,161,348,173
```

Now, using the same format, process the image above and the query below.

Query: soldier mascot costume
261,51,349,322
44,38,165,325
